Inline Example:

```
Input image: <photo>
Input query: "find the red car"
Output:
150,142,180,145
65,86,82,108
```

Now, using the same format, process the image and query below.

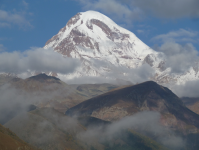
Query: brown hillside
6,74,118,113
4,108,88,150
0,123,38,150
66,81,199,133
4,108,168,150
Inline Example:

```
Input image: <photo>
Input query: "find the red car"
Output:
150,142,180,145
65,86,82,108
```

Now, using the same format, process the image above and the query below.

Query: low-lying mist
0,74,193,149
77,111,185,149
0,83,74,124
4,107,185,150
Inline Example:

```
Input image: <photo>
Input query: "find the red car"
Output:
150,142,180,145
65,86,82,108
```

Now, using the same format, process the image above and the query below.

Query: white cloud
63,63,154,85
151,29,199,73
78,0,199,25
0,9,31,28
78,0,143,25
0,37,8,41
22,0,29,9
170,80,199,97
152,29,198,43
0,47,80,74
131,0,199,19
155,42,198,73
137,29,144,34
79,111,185,149
0,22,10,28
0,44,6,51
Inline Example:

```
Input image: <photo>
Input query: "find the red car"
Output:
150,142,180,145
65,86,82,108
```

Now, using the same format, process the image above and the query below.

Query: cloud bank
63,63,155,85
170,80,199,98
155,42,199,73
151,28,199,74
0,47,80,76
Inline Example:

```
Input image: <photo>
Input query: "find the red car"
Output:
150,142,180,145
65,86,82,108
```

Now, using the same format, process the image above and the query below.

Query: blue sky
0,0,199,52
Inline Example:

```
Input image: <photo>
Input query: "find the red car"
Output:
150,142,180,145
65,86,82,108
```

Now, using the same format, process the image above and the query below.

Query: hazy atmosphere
0,0,199,150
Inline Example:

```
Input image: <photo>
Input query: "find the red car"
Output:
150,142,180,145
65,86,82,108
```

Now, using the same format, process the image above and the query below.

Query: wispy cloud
22,0,29,10
137,29,144,34
170,80,199,97
0,9,31,28
152,29,198,43
0,0,32,28
0,44,6,51
0,22,10,28
130,0,199,19
78,0,143,26
155,42,198,73
151,29,199,74
78,0,199,26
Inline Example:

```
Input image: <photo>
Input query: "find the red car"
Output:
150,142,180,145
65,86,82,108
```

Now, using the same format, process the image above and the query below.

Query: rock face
44,10,199,84
66,81,199,133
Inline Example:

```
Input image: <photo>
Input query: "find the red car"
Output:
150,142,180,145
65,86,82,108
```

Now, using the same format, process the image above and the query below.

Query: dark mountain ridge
66,81,199,132
28,73,61,82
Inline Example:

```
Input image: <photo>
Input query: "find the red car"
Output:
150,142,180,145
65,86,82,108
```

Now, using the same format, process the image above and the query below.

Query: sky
0,0,199,53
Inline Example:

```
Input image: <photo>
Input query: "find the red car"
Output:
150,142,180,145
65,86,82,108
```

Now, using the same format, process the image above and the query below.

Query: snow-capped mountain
44,11,199,84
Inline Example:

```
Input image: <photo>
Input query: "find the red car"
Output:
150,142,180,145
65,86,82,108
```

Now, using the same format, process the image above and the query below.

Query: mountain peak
28,73,60,82
78,10,118,26
44,11,199,85
44,11,157,80
139,80,158,86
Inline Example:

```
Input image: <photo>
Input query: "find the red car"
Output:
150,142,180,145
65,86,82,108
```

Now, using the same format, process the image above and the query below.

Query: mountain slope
0,123,38,150
4,108,169,150
4,108,87,150
0,73,119,124
66,81,199,133
10,74,118,111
